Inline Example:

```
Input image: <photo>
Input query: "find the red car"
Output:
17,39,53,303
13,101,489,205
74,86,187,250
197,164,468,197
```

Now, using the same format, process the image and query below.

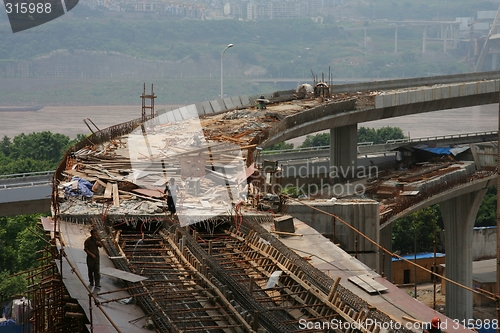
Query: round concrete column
439,189,486,321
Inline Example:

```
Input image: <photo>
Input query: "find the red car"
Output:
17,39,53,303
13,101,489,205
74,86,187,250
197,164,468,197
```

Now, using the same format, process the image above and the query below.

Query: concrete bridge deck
261,130,498,161
1,129,496,216
5,71,500,330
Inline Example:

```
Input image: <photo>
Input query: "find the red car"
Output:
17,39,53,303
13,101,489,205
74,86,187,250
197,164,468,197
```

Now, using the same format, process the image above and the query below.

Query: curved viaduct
263,71,500,147
3,70,500,322
246,70,500,322
380,174,497,321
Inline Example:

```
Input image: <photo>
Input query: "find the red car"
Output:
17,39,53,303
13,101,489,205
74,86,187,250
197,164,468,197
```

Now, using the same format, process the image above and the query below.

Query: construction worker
84,229,103,288
164,177,177,215
256,95,267,109
423,317,442,333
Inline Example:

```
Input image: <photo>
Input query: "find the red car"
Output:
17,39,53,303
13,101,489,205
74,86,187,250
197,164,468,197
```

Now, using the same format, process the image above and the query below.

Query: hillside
0,1,495,104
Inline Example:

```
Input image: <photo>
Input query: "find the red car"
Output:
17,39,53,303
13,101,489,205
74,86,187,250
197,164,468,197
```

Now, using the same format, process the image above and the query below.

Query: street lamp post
221,43,233,98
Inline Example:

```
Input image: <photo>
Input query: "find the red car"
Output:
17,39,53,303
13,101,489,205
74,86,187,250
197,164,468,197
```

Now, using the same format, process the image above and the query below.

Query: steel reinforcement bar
117,231,256,333
173,216,412,333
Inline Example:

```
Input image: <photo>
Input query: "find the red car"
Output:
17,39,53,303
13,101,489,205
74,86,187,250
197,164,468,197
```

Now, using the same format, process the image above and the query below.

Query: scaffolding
21,221,88,333
140,83,156,122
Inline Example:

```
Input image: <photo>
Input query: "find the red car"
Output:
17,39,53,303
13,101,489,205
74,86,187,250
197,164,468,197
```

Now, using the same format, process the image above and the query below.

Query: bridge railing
261,145,330,155
0,170,55,180
261,130,498,156
0,180,51,189
0,131,496,182
406,130,497,143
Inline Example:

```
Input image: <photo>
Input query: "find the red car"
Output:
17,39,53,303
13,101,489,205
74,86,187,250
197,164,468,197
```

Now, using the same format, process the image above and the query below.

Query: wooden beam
112,183,120,207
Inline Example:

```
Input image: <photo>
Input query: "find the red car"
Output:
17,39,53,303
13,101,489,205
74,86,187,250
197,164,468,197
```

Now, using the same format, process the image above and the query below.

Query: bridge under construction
18,73,500,332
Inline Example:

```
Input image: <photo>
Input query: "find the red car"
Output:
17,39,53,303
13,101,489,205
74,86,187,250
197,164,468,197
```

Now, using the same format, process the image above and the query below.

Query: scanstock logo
3,0,78,32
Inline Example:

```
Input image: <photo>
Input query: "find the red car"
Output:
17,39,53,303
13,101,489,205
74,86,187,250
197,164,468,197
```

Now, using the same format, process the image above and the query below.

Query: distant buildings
79,0,353,21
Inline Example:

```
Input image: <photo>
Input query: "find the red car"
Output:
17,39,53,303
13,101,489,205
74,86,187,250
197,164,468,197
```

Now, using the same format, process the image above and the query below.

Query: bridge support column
379,224,392,281
439,189,487,321
330,124,357,181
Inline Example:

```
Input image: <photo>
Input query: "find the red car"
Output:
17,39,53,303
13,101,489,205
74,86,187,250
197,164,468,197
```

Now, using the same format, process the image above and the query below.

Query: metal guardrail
261,130,498,155
0,170,55,180
0,170,54,190
261,145,331,155
0,130,497,187
406,130,498,143
0,180,51,189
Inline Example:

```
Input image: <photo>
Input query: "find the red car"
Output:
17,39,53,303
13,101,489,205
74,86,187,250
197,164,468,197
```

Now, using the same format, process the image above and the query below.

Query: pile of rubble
57,115,250,226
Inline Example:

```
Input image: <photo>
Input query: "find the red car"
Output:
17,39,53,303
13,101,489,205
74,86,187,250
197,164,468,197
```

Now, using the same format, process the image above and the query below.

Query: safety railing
0,180,51,189
261,130,498,155
0,170,55,179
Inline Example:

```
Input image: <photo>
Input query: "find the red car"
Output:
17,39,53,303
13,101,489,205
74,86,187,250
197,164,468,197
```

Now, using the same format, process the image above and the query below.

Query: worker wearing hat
423,317,442,333
164,177,178,215
84,229,103,288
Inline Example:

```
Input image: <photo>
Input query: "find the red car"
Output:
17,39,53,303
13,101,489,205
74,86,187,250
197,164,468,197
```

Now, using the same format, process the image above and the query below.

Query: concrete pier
286,200,380,270
439,189,487,321
330,124,358,180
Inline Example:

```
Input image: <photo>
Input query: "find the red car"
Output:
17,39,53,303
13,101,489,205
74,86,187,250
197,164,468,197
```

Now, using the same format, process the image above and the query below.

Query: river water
364,104,499,139
0,105,179,139
0,104,498,142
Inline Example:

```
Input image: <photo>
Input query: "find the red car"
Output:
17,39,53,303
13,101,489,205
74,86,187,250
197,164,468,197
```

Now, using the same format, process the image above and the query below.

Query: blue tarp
476,326,496,333
392,252,445,261
0,324,32,333
0,320,15,326
413,144,470,156
64,177,94,198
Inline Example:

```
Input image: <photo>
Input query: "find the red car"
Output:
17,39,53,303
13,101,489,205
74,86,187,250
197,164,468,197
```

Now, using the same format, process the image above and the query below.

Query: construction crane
475,5,500,72
468,19,484,59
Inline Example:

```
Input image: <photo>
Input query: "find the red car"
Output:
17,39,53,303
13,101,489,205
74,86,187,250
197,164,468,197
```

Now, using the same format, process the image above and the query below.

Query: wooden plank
219,135,245,144
270,230,303,237
63,169,88,177
132,188,164,199
200,200,211,208
112,183,120,207
104,183,113,199
264,270,283,289
400,190,420,196
152,178,167,186
100,267,147,283
92,179,106,195
348,275,376,293
348,274,388,294
357,274,388,292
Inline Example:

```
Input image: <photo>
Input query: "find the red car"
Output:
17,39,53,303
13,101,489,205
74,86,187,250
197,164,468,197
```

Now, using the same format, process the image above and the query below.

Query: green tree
0,158,54,175
17,227,45,272
376,126,405,143
358,126,406,144
392,206,442,254
9,132,72,163
357,127,378,143
0,271,27,301
475,186,497,227
0,132,85,175
0,214,45,301
401,51,417,63
0,215,45,274
298,126,406,148
0,136,11,156
299,133,330,148
264,142,294,151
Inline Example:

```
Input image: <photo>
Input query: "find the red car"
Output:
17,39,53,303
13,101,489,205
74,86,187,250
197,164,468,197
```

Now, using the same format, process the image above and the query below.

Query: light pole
221,43,233,98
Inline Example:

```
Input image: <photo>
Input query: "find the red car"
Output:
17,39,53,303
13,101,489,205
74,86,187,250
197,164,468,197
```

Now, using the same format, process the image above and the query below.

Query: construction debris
33,84,487,333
